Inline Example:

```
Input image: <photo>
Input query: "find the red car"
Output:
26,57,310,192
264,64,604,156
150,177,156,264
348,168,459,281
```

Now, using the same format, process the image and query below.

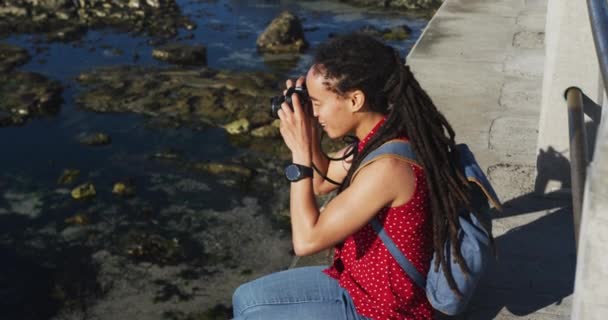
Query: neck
355,112,386,140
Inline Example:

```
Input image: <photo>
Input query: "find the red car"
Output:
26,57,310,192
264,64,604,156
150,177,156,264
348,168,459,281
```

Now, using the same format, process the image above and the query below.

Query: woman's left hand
277,77,313,165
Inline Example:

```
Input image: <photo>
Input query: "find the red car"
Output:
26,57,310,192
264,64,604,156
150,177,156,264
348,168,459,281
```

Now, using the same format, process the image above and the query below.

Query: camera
270,85,310,119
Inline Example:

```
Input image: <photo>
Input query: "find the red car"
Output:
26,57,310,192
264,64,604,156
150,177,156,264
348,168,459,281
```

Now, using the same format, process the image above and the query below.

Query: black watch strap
285,163,313,182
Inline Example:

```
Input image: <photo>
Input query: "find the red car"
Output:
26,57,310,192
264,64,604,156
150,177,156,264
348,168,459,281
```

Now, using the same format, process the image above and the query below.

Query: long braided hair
314,33,489,296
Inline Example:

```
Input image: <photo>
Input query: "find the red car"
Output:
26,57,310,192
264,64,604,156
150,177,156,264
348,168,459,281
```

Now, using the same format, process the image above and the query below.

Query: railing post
564,87,588,250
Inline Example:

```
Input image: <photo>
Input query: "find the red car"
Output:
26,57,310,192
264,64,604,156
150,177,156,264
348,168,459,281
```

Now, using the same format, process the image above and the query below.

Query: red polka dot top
324,117,435,320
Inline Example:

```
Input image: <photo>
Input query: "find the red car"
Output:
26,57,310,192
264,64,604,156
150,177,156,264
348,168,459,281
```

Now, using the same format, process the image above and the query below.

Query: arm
290,157,416,256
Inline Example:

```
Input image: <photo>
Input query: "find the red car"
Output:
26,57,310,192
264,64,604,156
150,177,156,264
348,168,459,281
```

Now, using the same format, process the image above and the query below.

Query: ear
348,89,366,113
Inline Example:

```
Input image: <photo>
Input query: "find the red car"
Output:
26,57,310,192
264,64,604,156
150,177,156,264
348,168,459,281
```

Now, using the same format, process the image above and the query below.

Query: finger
290,92,304,120
277,106,285,121
280,102,294,118
284,79,294,95
295,76,305,88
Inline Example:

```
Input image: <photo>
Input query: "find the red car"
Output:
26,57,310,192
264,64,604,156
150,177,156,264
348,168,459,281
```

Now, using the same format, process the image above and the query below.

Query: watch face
285,164,301,181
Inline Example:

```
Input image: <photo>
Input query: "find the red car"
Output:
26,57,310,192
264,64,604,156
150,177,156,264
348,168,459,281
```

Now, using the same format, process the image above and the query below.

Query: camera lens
270,95,286,119
269,85,308,119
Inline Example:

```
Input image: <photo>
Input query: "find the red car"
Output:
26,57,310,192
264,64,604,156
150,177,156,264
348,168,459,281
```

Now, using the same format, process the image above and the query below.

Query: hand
278,77,313,165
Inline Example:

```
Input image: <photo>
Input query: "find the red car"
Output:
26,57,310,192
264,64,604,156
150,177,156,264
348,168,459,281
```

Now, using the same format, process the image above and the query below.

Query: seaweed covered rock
256,11,308,53
76,66,280,135
0,71,63,127
152,43,207,66
0,43,30,72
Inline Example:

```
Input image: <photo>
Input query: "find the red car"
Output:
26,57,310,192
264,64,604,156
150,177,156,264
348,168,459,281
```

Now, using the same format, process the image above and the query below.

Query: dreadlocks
313,33,490,296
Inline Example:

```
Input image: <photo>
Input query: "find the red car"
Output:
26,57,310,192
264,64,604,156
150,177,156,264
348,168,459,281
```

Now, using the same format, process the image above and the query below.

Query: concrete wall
571,90,608,319
536,0,604,194
541,1,608,319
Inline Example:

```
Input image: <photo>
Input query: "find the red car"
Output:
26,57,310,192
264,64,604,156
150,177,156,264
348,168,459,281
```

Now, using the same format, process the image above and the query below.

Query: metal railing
566,0,608,249
564,87,587,249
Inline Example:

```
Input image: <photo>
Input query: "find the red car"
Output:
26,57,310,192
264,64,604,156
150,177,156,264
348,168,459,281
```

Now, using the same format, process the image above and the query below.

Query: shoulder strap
371,218,427,289
351,140,421,183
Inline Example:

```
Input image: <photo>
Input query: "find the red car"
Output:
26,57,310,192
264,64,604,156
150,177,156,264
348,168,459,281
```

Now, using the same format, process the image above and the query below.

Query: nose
312,105,319,117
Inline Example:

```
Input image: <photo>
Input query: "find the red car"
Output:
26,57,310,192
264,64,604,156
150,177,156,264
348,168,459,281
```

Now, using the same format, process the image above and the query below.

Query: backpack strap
355,140,428,289
361,141,502,291
351,140,421,183
370,218,427,289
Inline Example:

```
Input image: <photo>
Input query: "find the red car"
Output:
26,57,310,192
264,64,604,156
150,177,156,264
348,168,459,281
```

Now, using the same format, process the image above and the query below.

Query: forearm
289,177,321,256
290,151,322,255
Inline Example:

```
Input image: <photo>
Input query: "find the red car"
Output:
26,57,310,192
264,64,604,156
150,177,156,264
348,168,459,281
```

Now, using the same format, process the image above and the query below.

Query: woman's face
305,65,356,139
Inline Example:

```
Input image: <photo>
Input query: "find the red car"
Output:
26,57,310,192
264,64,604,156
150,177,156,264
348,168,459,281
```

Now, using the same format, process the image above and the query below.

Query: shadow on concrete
462,204,576,319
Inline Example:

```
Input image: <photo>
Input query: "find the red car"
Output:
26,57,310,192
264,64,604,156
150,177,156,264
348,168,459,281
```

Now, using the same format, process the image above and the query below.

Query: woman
232,33,475,320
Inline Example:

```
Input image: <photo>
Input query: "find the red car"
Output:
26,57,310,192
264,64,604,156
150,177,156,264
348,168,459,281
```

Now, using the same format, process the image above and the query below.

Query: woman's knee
232,281,253,316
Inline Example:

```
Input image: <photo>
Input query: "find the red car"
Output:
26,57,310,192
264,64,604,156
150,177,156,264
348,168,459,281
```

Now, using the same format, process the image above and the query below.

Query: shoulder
353,156,414,183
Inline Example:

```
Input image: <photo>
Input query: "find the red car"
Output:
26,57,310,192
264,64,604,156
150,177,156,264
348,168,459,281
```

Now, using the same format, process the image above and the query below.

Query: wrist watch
284,163,313,182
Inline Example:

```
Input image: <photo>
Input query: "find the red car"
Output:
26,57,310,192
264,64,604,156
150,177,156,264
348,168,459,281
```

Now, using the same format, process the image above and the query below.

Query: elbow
292,239,319,257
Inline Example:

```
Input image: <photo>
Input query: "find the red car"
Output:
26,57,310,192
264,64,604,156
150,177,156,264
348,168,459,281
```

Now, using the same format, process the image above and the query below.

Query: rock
0,43,30,72
0,0,187,39
0,6,27,17
340,0,442,10
77,132,111,146
381,25,412,41
112,182,136,197
64,213,90,225
251,120,280,138
71,183,96,199
357,24,412,41
222,118,250,135
145,0,161,8
57,169,80,185
256,11,308,53
35,0,72,11
0,71,63,127
46,25,86,42
152,43,207,66
192,162,252,178
388,0,442,9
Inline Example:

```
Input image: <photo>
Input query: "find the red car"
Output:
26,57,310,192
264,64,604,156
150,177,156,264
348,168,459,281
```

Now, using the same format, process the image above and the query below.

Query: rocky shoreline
0,2,434,318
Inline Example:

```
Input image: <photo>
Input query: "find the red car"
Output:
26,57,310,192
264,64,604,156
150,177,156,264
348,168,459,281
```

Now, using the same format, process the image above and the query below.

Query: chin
325,129,345,140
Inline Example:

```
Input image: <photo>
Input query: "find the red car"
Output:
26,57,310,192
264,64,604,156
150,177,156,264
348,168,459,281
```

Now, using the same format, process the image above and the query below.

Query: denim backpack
356,140,501,315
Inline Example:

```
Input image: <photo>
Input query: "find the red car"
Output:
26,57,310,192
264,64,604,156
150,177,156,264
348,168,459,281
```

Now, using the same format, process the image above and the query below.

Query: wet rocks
342,0,442,10
0,71,63,128
0,43,30,72
0,0,193,39
256,11,308,53
112,182,136,197
222,118,250,135
152,43,207,66
57,169,81,185
77,132,112,146
76,66,280,138
120,231,198,266
359,24,412,41
64,213,90,226
71,183,96,199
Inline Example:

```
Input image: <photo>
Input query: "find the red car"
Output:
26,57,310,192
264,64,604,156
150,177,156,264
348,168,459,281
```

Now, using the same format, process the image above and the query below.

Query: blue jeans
232,266,370,320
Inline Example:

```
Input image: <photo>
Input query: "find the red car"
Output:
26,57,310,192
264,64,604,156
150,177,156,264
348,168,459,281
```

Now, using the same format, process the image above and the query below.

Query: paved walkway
407,0,574,319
